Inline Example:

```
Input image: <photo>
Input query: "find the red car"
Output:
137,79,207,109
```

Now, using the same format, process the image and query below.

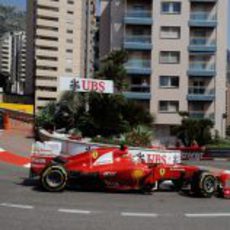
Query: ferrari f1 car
30,145,230,198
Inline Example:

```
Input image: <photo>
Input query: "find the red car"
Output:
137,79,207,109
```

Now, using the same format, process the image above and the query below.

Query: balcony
187,61,216,76
123,83,151,100
189,12,217,27
189,38,216,52
189,0,216,2
124,10,153,25
124,35,152,50
187,87,215,101
189,111,215,121
125,59,151,75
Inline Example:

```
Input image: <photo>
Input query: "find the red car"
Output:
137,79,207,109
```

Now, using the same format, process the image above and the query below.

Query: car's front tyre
191,170,217,198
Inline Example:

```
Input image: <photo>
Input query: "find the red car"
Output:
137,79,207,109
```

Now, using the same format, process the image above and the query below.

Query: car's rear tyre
40,165,68,192
191,170,217,198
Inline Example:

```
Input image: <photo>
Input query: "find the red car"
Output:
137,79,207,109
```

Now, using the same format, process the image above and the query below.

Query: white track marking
185,213,230,218
121,212,158,218
0,203,34,209
0,148,5,152
58,208,91,214
23,163,31,168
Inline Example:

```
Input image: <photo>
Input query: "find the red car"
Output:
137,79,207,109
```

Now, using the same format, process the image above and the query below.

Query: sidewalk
0,125,34,157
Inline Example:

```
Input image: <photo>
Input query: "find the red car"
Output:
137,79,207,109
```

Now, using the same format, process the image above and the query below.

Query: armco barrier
203,148,230,159
168,147,205,161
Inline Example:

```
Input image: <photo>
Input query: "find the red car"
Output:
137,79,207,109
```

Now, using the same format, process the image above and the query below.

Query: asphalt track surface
0,129,230,230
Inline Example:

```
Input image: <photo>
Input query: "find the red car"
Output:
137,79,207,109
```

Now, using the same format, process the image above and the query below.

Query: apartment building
0,33,12,76
26,0,97,112
226,50,230,127
99,0,228,143
0,31,26,95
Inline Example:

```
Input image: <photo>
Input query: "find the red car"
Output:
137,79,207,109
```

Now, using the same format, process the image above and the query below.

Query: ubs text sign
59,77,114,94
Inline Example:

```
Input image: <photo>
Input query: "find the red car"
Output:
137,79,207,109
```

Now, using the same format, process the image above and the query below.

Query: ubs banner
59,77,114,94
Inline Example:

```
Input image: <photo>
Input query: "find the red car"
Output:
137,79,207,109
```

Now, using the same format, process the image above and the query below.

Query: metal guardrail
1,108,34,123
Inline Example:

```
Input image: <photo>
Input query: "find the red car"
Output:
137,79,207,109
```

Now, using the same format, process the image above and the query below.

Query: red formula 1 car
30,145,230,198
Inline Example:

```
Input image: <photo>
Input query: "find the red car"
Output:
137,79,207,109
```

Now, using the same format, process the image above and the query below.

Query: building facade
0,31,26,95
99,0,228,143
26,0,97,112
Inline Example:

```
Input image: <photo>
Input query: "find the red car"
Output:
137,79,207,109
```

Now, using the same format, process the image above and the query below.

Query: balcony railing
189,111,215,121
124,10,152,25
189,12,217,27
188,87,214,95
124,35,151,43
130,84,150,92
189,62,215,71
125,10,152,18
125,59,151,68
124,59,151,74
190,37,215,46
124,35,152,50
190,12,216,21
187,87,215,101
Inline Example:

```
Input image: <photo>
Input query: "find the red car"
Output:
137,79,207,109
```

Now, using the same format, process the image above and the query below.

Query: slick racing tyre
191,170,217,198
40,165,68,192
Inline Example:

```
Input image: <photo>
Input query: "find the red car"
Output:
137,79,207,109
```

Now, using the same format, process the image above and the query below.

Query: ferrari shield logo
92,151,99,159
159,168,166,177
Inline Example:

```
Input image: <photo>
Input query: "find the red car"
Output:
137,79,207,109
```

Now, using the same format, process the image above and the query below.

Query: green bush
123,125,153,147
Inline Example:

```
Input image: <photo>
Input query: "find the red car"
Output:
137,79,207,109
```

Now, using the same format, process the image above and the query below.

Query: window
66,49,73,53
161,2,181,14
37,25,58,31
67,0,74,4
66,29,73,34
159,101,179,113
37,56,58,61
36,86,57,92
36,35,58,41
159,76,179,88
65,68,72,73
37,97,56,101
66,39,73,43
37,76,57,81
67,10,74,15
66,58,73,64
37,15,59,22
37,66,57,71
36,46,58,51
160,27,180,39
37,5,59,12
190,103,204,111
160,51,180,64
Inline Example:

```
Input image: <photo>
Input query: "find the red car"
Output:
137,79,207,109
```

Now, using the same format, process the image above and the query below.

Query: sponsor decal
147,154,167,164
92,151,99,159
159,168,166,177
132,169,144,179
59,77,114,94
103,171,117,177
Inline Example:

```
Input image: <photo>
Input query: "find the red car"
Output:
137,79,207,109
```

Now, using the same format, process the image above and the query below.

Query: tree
35,102,56,131
78,92,129,137
78,92,154,137
0,5,25,37
174,118,213,146
96,49,128,92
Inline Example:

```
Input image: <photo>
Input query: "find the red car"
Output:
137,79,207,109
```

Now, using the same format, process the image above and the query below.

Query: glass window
161,2,181,14
160,27,180,39
160,51,180,64
160,76,179,88
159,101,179,113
